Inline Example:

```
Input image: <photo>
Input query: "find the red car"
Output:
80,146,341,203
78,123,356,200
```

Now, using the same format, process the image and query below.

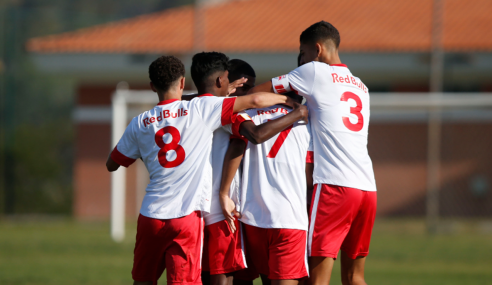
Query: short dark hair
300,21,340,49
228,59,256,81
191,52,229,88
285,91,303,104
149,55,185,92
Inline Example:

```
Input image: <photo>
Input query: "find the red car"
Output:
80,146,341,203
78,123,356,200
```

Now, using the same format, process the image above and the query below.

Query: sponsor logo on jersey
142,108,189,127
332,73,368,93
257,107,289,116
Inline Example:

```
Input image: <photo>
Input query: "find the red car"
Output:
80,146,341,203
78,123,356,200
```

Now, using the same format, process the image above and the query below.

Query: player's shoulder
189,95,225,109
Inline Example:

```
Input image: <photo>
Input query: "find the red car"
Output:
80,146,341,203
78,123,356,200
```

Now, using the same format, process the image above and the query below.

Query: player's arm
249,64,315,96
247,81,274,94
182,78,248,101
305,137,314,211
232,92,293,113
106,118,140,172
306,161,314,212
106,155,120,172
219,138,246,233
239,102,308,145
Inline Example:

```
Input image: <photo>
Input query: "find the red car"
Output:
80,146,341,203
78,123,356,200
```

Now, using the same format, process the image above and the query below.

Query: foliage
0,0,194,215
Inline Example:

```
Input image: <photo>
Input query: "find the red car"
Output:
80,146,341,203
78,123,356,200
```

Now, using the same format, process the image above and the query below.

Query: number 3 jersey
111,96,236,220
272,62,376,191
234,105,312,231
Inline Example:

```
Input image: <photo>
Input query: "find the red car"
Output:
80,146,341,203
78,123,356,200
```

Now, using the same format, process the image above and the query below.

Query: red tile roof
26,0,492,53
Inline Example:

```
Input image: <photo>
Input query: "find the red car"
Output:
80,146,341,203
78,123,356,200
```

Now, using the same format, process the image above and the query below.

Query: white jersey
272,62,377,191
203,125,242,226
111,95,236,219
234,105,312,231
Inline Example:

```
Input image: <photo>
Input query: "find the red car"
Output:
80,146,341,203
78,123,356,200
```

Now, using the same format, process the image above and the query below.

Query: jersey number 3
155,126,185,168
340,92,363,132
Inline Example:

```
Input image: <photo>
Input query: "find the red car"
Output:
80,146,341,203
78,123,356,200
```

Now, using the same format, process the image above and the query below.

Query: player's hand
283,96,296,108
219,195,241,233
227,77,248,96
293,102,309,123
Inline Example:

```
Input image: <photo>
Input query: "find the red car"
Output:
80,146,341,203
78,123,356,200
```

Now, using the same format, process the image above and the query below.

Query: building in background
26,0,492,220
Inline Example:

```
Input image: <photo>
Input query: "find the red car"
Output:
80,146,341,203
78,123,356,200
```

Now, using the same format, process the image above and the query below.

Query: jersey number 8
155,126,186,168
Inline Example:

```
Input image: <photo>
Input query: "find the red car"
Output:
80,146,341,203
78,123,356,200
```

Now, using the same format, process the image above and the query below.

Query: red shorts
308,184,377,259
243,224,308,280
202,219,247,275
132,211,203,285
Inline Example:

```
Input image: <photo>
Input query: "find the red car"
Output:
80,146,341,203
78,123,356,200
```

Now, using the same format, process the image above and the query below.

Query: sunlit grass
0,218,491,285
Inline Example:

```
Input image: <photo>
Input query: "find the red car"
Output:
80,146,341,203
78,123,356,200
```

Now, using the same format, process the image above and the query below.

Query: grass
0,218,491,285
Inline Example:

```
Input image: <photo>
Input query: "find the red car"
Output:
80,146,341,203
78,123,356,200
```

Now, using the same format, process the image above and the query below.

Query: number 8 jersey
111,96,236,219
272,62,376,191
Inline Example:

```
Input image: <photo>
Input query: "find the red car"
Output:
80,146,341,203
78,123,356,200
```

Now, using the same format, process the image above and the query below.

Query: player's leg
202,271,212,285
211,273,235,285
202,226,211,285
208,219,249,285
260,274,271,285
242,224,270,280
233,261,258,285
233,239,259,285
340,253,366,285
308,256,335,285
308,184,363,285
339,190,377,285
233,279,254,285
272,279,300,285
131,214,170,285
268,229,308,285
165,211,204,285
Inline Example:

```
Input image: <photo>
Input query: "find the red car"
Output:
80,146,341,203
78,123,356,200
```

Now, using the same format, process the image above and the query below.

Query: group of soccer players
106,21,377,285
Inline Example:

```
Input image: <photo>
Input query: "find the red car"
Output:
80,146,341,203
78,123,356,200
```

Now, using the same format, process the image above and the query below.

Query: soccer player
219,91,313,285
249,21,377,285
105,55,295,285
190,52,308,285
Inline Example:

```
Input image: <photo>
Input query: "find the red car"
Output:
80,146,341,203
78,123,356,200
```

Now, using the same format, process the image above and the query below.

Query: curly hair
300,21,340,49
149,55,185,92
191,52,229,88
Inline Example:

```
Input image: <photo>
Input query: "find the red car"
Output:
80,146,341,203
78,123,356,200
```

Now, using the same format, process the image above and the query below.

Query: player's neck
158,91,182,102
197,87,221,97
320,50,342,65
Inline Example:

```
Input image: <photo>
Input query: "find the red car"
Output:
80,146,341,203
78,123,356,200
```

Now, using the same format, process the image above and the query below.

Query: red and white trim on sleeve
221,97,237,126
111,146,137,167
306,151,314,163
231,113,252,137
271,75,292,94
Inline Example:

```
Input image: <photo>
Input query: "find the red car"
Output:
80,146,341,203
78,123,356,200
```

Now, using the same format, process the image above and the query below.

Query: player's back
113,96,235,219
238,105,311,231
273,62,376,191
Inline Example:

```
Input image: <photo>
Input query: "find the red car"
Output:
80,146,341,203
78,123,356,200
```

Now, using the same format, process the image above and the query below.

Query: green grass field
0,218,491,285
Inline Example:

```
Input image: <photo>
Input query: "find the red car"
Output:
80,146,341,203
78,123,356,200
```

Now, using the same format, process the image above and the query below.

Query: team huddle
106,21,377,285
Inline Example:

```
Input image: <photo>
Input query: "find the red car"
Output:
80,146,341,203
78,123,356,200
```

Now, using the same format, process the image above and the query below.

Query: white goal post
110,85,492,242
